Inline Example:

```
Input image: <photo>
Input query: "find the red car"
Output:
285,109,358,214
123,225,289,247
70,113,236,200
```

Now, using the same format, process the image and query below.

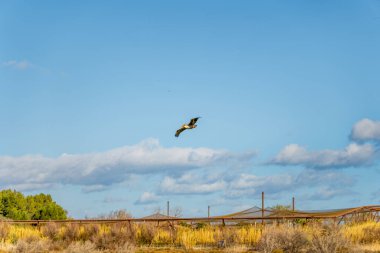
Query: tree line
0,189,67,220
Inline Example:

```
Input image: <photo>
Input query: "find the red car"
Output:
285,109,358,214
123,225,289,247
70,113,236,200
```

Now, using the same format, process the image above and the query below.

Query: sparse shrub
63,241,98,253
258,224,308,253
0,222,10,242
79,224,100,242
279,227,309,253
222,245,250,253
309,224,351,253
113,241,136,253
92,223,134,250
258,225,283,253
195,222,207,229
41,222,59,240
11,236,51,253
178,221,191,227
97,209,132,220
294,218,308,225
61,223,80,243
135,223,157,245
219,227,235,247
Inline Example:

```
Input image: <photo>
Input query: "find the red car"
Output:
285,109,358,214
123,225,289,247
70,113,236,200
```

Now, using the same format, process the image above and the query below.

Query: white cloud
103,196,128,204
224,169,355,199
156,168,354,200
3,183,56,192
308,187,355,200
82,184,108,193
295,169,355,186
0,139,254,191
135,192,160,205
225,173,294,198
1,60,32,70
219,170,354,201
271,143,375,169
351,118,380,142
159,173,227,195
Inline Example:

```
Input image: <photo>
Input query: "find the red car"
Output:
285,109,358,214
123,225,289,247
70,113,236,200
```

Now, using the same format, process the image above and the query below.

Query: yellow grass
0,221,380,252
176,227,198,249
343,221,380,243
152,229,173,245
174,225,261,249
235,225,261,245
357,243,380,252
6,225,42,244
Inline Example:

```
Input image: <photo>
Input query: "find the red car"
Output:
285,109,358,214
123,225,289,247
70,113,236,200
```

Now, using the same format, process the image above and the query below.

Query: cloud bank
155,169,354,201
0,139,255,192
269,118,380,169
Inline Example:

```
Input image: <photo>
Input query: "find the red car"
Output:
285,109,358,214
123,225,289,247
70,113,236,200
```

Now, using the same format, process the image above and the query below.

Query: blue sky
1,0,380,218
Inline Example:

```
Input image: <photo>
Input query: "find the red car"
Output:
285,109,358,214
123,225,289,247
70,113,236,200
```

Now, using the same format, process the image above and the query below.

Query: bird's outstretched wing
175,127,186,137
188,117,200,126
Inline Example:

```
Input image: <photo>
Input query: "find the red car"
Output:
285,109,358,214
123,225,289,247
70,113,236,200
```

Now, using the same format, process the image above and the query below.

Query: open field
1,220,380,253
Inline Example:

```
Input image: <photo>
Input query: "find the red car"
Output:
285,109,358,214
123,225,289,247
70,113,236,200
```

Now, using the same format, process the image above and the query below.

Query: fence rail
2,205,379,225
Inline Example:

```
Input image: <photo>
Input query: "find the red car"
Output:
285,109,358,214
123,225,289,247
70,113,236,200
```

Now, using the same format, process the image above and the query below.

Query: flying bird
175,117,200,137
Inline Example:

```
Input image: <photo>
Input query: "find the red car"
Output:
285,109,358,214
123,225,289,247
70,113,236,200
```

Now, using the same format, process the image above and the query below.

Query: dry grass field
0,220,380,252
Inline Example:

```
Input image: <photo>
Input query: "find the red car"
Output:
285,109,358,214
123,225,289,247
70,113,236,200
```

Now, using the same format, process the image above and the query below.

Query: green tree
0,190,29,219
26,193,67,220
0,189,67,220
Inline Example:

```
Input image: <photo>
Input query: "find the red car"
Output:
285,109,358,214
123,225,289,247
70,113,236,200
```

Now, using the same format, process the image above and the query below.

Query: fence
2,205,380,226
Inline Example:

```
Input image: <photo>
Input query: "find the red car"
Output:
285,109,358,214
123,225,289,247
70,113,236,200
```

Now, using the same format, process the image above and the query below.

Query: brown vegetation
1,220,380,252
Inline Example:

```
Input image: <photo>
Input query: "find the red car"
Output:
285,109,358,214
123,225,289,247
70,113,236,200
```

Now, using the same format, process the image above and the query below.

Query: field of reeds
0,221,380,253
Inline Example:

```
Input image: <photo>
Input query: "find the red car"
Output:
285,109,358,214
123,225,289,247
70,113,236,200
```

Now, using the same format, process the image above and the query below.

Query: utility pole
292,197,295,211
167,201,169,216
208,205,210,218
262,191,265,225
